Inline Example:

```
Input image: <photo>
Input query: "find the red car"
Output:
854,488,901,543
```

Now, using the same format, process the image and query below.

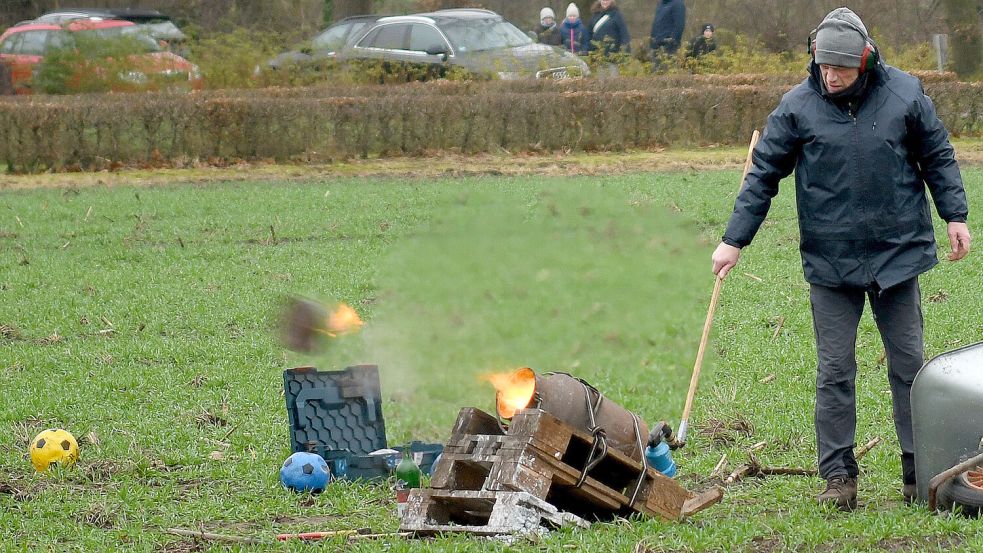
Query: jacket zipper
849,106,874,286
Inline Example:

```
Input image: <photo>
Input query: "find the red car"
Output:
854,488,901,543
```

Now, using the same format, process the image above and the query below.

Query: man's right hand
712,242,741,278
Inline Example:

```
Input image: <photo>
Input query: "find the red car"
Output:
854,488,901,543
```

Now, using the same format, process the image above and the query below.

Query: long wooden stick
677,129,760,444
167,528,261,545
855,436,882,460
276,530,358,541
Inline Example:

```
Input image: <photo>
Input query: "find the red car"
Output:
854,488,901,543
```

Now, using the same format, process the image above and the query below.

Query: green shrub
35,34,166,94
188,28,292,89
1,77,979,173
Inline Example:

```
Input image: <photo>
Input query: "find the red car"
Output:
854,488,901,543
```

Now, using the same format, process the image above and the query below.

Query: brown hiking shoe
816,476,858,511
902,484,916,505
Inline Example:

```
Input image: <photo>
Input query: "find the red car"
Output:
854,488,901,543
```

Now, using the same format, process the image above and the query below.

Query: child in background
534,7,562,46
559,3,588,54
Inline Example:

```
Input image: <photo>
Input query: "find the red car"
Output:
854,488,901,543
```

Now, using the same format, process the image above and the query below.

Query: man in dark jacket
649,0,685,54
686,23,717,59
587,0,630,56
712,8,971,511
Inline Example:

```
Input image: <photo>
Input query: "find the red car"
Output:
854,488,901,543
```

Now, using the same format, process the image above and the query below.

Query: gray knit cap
814,8,869,68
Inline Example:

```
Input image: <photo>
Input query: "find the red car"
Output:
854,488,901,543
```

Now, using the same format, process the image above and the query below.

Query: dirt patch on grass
0,478,34,502
2,140,980,191
76,502,117,529
873,536,963,552
271,514,343,526
0,147,772,191
0,324,23,341
698,415,755,445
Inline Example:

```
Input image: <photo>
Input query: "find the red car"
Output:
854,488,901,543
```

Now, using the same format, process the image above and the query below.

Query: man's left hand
947,222,971,261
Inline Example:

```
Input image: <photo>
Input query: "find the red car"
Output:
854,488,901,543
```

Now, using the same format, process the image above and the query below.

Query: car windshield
140,21,186,41
438,18,532,53
312,21,369,51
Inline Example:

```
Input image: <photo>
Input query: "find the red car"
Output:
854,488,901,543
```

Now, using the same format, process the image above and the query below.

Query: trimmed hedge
1,76,980,172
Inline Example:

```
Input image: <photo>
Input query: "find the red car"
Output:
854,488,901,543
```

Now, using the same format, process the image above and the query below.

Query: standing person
686,23,717,59
649,0,686,55
711,7,970,511
560,3,588,54
534,7,562,46
587,0,630,56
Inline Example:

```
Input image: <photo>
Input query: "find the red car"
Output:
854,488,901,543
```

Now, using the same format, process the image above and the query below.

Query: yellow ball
30,429,79,472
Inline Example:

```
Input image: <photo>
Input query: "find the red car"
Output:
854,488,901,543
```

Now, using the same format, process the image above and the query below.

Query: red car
0,19,201,94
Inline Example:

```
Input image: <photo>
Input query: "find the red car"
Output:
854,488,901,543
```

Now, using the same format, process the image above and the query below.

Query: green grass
1,168,981,552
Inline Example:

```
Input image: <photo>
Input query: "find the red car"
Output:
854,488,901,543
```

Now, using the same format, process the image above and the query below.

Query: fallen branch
710,454,728,479
723,438,881,485
166,528,261,545
724,463,756,485
771,316,785,340
855,437,882,460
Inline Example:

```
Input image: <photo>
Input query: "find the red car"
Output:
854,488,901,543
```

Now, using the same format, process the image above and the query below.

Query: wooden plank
680,486,724,518
511,408,649,483
430,453,497,491
443,434,512,456
399,489,589,536
486,444,627,511
449,407,504,438
507,409,576,454
636,468,693,520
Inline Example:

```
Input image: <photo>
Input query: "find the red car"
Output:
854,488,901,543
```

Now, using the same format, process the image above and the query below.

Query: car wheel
938,449,983,517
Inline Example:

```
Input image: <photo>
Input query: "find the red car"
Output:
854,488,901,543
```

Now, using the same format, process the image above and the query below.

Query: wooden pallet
400,489,589,536
428,407,722,521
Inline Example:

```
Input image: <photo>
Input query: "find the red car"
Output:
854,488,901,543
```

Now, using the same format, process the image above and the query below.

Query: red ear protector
808,22,879,74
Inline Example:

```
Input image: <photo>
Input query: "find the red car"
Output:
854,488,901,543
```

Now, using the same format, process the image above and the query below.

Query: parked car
0,19,202,94
31,8,188,55
337,9,589,80
262,15,382,73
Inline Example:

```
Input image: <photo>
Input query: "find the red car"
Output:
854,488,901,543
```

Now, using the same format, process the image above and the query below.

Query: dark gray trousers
810,277,923,484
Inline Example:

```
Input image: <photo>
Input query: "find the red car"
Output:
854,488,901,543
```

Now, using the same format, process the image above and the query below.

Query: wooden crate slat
400,489,589,536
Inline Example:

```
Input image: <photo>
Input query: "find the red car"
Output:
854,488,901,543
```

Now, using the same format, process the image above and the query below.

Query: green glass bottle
395,448,422,489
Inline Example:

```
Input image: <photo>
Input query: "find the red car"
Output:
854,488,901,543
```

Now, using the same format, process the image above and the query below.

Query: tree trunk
942,0,982,76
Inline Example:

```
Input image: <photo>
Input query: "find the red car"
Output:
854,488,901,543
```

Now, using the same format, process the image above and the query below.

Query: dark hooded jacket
587,2,630,55
535,23,562,46
560,18,588,54
722,61,968,289
686,35,716,58
649,0,686,53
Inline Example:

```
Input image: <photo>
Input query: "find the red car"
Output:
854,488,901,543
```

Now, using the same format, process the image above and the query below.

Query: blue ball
280,452,330,493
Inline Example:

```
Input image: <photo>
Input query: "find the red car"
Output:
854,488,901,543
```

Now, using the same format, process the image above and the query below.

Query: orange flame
482,367,537,419
325,303,363,336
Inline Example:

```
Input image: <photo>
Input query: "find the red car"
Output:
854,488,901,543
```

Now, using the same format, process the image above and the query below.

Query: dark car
261,15,382,73
337,9,589,80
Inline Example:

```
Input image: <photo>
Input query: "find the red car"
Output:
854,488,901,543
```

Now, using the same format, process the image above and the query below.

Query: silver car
338,9,589,80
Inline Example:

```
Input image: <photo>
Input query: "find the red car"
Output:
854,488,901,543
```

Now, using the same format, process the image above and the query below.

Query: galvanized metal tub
911,342,983,500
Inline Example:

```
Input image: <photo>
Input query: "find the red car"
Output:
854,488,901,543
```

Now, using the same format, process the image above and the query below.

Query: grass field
1,163,981,552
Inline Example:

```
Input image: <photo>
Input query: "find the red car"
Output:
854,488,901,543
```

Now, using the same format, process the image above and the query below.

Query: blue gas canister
645,442,677,478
